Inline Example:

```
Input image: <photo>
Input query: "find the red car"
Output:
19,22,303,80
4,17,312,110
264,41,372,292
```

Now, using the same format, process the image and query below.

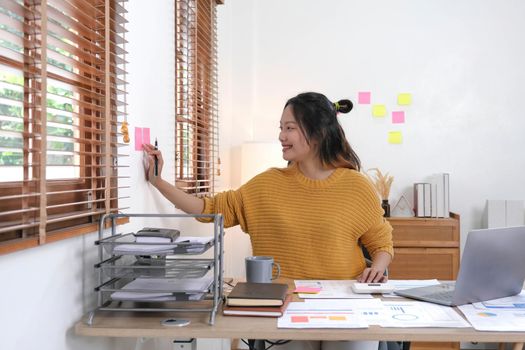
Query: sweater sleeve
360,215,394,259
197,189,248,231
356,174,394,259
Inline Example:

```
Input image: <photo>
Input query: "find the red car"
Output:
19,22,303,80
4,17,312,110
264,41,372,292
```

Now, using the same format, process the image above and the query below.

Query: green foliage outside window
0,71,76,168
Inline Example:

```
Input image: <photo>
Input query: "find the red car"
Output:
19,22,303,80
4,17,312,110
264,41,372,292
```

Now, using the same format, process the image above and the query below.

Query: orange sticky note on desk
293,287,322,294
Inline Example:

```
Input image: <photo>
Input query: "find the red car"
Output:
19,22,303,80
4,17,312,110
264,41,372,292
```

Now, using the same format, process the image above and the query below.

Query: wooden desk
75,302,525,350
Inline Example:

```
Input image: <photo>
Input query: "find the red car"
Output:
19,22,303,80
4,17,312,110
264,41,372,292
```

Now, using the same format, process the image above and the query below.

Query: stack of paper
113,244,177,255
113,236,214,255
381,301,470,328
278,299,368,329
278,298,470,329
459,291,525,331
111,275,213,301
280,280,471,330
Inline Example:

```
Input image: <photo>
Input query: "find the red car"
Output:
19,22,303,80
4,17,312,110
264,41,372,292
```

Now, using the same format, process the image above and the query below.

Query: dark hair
284,92,361,171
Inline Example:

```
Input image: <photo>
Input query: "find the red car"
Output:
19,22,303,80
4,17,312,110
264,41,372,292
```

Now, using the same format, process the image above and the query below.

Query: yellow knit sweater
200,163,393,279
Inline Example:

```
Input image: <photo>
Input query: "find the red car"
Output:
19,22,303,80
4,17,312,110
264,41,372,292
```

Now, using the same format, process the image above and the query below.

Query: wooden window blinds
0,0,129,254
175,0,221,196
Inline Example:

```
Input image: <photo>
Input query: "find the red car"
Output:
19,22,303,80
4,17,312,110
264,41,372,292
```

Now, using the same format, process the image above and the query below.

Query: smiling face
278,105,316,163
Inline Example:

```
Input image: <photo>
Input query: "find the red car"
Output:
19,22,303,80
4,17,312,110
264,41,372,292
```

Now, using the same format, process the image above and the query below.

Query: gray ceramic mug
245,256,281,283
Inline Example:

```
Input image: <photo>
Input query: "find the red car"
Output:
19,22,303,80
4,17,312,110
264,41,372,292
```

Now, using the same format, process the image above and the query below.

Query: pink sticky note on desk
293,287,322,294
134,127,143,151
291,316,309,323
358,91,371,104
392,111,405,124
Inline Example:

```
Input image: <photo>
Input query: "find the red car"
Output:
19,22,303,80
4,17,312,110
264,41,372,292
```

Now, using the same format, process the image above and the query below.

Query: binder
429,173,450,218
443,173,450,218
414,183,432,217
423,183,432,217
434,174,445,218
414,183,424,217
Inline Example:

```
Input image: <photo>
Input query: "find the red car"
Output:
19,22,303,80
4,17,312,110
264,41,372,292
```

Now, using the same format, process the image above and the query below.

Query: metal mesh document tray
88,213,224,326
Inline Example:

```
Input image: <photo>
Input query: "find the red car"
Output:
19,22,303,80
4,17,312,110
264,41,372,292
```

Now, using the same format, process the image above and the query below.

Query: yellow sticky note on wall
372,104,387,117
397,93,412,105
388,131,403,144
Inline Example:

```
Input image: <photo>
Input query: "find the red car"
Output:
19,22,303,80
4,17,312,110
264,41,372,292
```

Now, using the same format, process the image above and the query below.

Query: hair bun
334,99,353,114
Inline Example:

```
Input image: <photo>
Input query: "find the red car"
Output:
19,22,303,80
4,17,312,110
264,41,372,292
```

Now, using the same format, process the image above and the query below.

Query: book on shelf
429,173,450,218
433,174,444,217
443,173,450,218
423,183,432,217
430,182,438,217
223,294,292,317
414,183,432,217
134,227,181,243
226,282,289,307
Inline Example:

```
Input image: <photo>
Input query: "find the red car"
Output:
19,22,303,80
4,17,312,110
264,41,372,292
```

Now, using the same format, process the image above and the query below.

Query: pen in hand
154,138,159,177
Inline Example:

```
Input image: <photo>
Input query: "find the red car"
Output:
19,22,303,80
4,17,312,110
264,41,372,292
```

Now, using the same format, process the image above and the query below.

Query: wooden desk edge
74,314,525,343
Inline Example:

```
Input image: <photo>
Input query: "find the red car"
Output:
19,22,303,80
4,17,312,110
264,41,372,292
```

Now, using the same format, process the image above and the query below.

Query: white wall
1,1,525,349
218,0,525,255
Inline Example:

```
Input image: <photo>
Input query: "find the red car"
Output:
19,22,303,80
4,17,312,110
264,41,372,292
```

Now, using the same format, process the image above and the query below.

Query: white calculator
351,282,395,294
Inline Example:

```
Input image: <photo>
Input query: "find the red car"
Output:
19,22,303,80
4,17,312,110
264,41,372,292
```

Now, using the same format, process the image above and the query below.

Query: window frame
0,0,129,255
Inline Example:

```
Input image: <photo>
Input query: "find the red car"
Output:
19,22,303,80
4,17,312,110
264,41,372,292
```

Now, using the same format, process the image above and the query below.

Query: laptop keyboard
424,290,454,302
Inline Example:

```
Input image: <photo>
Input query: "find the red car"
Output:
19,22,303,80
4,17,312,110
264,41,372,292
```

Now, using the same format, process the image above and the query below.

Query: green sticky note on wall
388,131,403,144
372,104,387,117
397,93,412,105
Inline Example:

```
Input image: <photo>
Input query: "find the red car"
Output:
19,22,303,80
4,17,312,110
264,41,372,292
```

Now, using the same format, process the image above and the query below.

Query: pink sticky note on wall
392,111,405,124
134,127,143,151
358,91,371,104
142,127,151,145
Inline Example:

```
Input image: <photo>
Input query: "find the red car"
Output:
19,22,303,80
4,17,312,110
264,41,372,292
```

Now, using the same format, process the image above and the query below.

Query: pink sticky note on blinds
358,91,371,104
134,127,143,151
142,127,151,145
392,111,405,124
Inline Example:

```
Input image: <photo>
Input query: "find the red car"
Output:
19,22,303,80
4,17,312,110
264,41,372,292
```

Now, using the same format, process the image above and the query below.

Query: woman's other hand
357,266,388,283
143,143,163,186
357,251,391,283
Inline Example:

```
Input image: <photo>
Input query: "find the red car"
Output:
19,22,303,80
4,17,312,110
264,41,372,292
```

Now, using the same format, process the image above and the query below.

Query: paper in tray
110,275,213,302
100,257,213,279
103,235,214,256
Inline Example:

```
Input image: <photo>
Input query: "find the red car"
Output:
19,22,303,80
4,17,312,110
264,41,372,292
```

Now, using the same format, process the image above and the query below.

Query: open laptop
394,226,525,306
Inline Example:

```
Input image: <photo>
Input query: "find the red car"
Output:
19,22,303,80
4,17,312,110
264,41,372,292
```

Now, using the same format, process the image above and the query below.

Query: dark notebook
134,227,180,243
226,282,288,307
223,294,292,317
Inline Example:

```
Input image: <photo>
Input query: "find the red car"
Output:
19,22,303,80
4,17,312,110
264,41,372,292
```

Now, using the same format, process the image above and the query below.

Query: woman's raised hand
143,143,164,186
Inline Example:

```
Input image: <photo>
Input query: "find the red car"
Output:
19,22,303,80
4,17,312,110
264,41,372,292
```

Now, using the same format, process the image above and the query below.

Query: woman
144,92,393,350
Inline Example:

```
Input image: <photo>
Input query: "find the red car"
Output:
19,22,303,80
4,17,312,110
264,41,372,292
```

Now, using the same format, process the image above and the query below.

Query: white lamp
225,141,287,278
